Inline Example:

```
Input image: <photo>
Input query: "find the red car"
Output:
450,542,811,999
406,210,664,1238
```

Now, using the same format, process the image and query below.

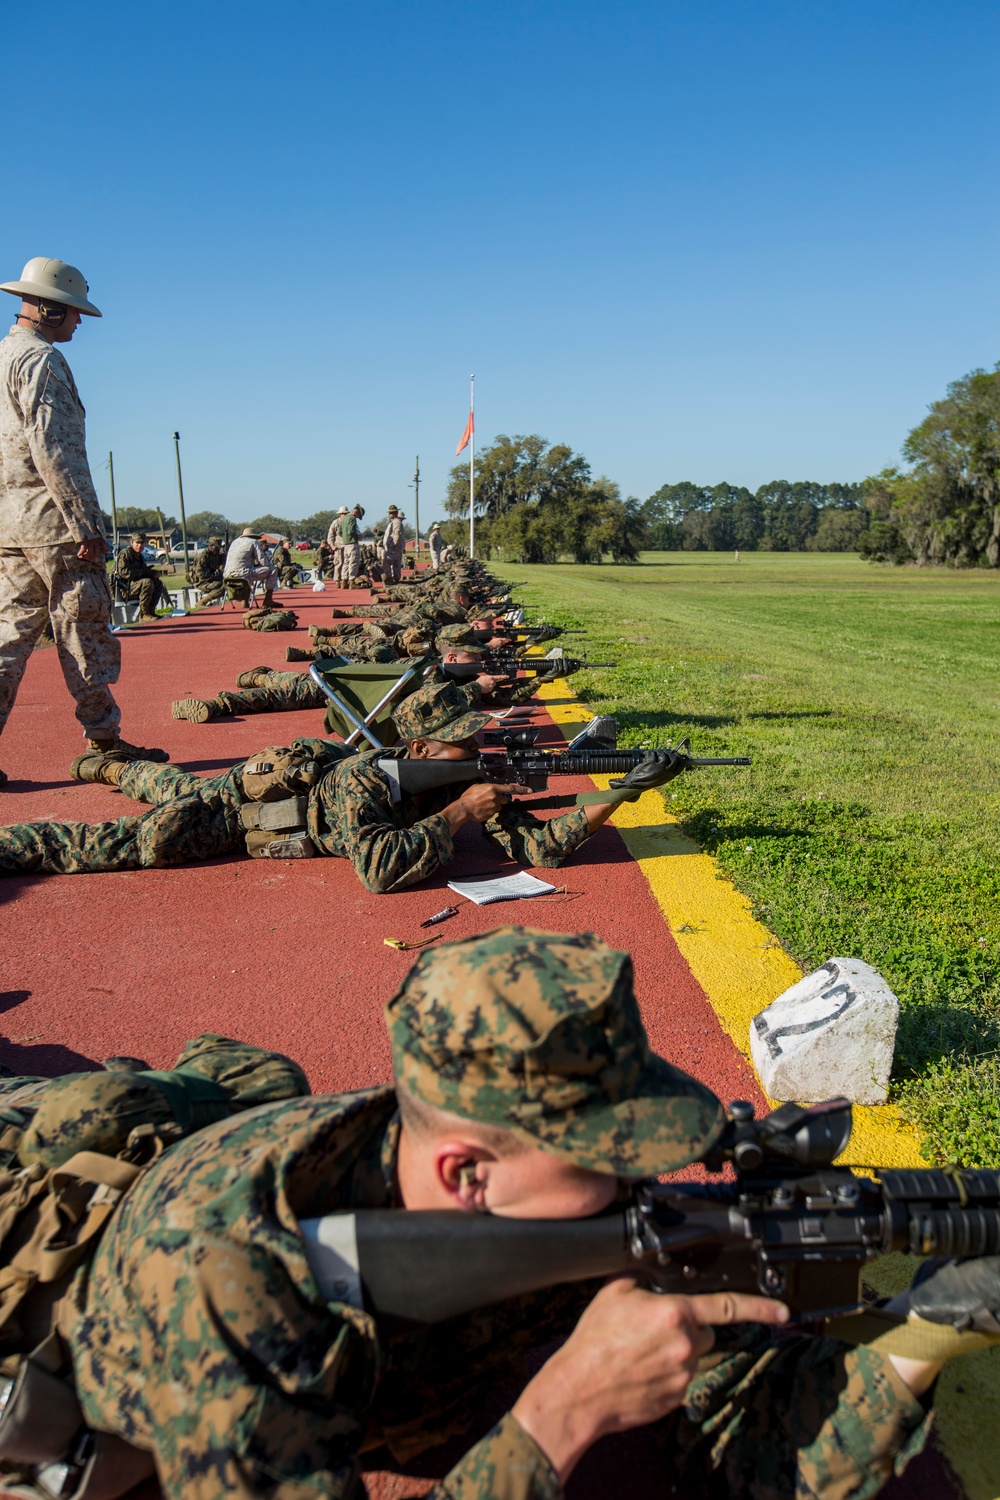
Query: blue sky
5,0,997,525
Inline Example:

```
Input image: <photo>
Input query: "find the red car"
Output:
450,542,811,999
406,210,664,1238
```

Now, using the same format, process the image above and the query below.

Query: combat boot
87,735,169,763
171,698,229,723
236,666,273,687
70,750,135,787
285,647,316,662
260,590,275,610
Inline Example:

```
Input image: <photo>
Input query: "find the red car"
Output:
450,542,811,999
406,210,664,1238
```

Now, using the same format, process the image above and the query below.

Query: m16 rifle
481,655,617,679
300,1098,1000,1328
375,738,750,802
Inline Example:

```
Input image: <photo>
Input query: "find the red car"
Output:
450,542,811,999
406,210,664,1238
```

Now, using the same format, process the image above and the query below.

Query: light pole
172,431,189,563
107,450,118,549
411,455,421,567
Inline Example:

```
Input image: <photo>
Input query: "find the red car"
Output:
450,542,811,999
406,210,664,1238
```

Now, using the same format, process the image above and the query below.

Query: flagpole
469,373,475,560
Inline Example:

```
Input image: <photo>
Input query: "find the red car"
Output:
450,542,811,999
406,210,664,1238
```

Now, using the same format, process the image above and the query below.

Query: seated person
187,536,226,607
272,537,300,587
223,528,278,609
115,533,170,620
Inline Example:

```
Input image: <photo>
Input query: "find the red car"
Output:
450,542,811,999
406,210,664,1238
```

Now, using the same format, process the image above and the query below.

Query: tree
185,510,232,539
116,507,176,533
299,510,339,540
444,435,591,520
807,507,869,552
247,514,296,537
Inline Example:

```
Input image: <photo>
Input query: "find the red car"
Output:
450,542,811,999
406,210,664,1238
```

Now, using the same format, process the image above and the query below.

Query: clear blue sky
5,0,997,526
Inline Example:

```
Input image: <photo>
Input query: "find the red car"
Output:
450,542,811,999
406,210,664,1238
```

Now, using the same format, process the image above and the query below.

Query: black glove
909,1256,1000,1334
609,749,686,791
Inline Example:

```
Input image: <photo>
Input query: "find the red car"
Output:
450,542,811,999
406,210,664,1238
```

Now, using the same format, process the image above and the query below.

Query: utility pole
172,431,189,563
107,450,118,549
412,455,421,568
469,374,475,560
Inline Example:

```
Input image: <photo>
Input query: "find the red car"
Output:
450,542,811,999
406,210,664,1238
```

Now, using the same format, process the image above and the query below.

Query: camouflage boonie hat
435,624,483,653
392,680,490,743
130,532,147,543
208,536,222,546
386,926,725,1176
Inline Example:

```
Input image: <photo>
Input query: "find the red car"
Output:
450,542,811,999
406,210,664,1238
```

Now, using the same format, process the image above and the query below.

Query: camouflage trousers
118,576,168,617
0,544,121,740
278,565,300,587
0,760,247,875
191,579,225,608
217,671,326,717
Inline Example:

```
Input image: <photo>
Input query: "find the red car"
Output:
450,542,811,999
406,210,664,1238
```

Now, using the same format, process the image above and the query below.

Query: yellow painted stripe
535,677,999,1499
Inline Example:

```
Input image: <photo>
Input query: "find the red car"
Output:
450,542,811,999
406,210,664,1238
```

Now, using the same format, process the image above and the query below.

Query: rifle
376,740,750,800
481,655,617,678
300,1099,1000,1326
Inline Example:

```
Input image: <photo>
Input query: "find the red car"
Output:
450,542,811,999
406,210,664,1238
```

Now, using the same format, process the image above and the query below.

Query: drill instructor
0,257,167,783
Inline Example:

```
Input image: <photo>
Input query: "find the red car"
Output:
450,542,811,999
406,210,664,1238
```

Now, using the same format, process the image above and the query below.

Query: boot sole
171,700,213,723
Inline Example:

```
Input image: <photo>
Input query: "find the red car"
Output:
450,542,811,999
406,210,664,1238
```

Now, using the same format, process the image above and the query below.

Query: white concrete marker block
749,957,899,1105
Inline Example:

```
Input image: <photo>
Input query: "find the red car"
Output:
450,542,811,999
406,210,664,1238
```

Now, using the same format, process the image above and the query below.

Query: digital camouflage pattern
306,747,593,894
18,1033,311,1168
61,1085,930,1500
115,545,169,617
391,679,491,743
243,607,298,631
0,544,121,738
188,544,226,606
0,325,106,546
0,741,341,876
386,926,726,1175
435,624,482,652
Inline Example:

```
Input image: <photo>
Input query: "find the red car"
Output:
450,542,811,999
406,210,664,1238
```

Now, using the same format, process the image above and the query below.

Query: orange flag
455,409,474,456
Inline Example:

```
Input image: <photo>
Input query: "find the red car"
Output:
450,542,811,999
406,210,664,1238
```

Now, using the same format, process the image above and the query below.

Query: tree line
102,508,415,543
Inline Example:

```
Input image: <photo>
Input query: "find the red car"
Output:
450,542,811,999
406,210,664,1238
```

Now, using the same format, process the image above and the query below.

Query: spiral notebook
447,871,557,906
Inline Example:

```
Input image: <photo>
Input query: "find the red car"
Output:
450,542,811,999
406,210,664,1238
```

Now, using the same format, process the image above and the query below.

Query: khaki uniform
326,518,345,582
0,323,120,740
383,516,405,583
337,513,362,582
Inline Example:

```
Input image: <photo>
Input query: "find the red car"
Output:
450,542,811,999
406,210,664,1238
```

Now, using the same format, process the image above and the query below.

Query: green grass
510,551,1000,1167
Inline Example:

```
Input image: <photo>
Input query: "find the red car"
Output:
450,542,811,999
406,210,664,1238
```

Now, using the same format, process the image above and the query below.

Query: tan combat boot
260,590,275,611
236,667,273,687
87,735,169,763
70,750,135,787
285,647,316,662
171,698,227,723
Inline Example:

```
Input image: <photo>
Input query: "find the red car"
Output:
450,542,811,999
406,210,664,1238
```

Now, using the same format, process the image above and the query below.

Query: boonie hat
130,532,147,544
392,680,491,743
386,926,725,1176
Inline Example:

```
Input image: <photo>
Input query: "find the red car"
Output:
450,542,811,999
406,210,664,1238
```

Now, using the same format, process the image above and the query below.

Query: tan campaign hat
1,257,102,316
241,527,261,538
387,927,726,1176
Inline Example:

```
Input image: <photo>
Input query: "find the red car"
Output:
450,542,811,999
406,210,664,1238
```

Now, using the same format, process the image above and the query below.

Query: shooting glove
609,749,685,791
909,1255,1000,1334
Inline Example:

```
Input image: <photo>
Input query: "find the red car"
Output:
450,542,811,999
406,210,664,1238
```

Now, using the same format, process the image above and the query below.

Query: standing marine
0,257,168,785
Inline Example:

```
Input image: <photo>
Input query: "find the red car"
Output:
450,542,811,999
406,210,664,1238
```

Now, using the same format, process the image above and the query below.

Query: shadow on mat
0,991,31,1016
0,1036,101,1076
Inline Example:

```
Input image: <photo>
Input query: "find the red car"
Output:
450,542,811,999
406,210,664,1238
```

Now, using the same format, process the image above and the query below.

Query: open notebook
447,871,556,906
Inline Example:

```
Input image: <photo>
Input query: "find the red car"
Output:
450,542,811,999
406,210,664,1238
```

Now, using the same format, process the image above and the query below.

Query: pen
420,905,459,929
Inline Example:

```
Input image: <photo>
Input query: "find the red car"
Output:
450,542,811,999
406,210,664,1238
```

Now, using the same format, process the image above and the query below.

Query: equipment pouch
241,748,321,802
0,1345,82,1466
239,797,309,833
245,830,316,859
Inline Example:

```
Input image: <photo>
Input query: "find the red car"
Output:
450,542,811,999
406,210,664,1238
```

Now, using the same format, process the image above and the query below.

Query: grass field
512,551,1000,1167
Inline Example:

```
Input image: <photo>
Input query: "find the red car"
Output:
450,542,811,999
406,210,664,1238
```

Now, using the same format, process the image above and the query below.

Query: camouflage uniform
60,929,930,1500
0,323,121,741
188,541,226,606
114,545,168,618
273,543,299,587
383,514,405,583
338,512,362,582
307,745,591,893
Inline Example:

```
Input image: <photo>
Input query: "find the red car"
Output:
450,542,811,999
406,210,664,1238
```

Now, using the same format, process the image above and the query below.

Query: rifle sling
520,788,642,811
824,1308,1000,1361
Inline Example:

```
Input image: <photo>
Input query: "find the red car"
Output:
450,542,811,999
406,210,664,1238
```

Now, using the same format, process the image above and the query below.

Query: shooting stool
221,576,260,611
